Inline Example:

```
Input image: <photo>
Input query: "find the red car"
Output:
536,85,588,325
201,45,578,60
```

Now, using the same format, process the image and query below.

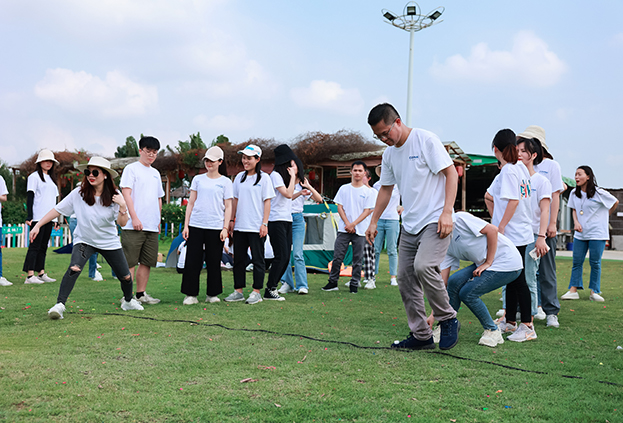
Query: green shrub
1,200,27,225
161,203,186,226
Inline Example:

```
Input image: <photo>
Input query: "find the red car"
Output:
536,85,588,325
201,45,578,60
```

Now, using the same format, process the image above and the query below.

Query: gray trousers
397,224,456,340
328,232,365,285
538,236,560,315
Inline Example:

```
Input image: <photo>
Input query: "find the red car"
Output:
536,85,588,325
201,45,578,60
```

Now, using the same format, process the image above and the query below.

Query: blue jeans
448,264,521,330
374,219,399,277
69,218,98,278
569,238,607,294
281,212,308,290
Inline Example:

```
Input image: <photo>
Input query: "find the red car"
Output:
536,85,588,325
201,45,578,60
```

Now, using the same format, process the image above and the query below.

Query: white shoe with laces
25,275,44,284
0,277,13,286
432,326,441,343
138,293,161,304
508,323,537,342
298,287,309,295
546,314,560,328
535,306,546,320
390,277,398,286
38,273,56,282
479,329,505,347
206,295,221,303
92,270,103,281
364,279,376,290
48,302,66,319
278,283,294,294
183,296,198,305
495,309,505,318
589,292,605,302
121,298,144,311
495,317,517,334
561,290,579,300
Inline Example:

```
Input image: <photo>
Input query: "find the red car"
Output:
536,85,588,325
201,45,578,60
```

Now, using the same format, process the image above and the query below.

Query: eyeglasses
84,169,100,177
373,119,397,141
141,149,158,156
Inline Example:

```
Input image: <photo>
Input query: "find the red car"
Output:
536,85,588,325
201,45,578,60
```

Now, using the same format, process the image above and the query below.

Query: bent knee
69,265,82,275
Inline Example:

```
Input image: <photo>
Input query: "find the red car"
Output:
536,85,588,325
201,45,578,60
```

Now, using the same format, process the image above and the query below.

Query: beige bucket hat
36,149,59,165
76,157,119,178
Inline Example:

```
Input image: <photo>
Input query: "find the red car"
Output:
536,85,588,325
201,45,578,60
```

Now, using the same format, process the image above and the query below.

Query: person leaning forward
365,103,460,351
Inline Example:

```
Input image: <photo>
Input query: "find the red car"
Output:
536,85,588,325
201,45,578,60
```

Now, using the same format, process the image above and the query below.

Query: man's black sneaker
322,281,339,291
390,333,435,350
350,283,358,294
263,289,285,301
439,318,460,350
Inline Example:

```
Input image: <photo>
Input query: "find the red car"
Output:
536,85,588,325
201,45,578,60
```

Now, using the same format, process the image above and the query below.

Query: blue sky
1,0,622,187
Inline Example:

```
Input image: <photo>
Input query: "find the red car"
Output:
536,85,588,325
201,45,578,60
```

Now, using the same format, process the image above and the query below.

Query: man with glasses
120,136,165,305
365,103,460,350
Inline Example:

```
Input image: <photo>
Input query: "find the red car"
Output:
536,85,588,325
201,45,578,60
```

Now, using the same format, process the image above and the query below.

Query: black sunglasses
84,169,100,177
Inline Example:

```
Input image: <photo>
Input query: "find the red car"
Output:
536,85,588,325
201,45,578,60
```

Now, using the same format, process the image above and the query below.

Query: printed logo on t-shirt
359,194,367,199
538,170,549,175
520,179,532,199
454,234,461,242
216,184,224,189
409,155,419,160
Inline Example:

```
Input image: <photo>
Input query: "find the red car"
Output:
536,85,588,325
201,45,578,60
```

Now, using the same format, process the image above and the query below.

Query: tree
212,134,230,147
0,160,12,197
115,136,140,158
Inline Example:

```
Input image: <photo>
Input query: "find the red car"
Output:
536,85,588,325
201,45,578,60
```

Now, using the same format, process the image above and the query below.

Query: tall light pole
382,2,444,126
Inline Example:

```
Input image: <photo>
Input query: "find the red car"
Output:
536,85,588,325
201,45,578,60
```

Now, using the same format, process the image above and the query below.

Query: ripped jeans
56,243,134,304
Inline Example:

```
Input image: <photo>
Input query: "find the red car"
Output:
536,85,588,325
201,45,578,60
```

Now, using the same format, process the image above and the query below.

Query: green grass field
1,245,622,422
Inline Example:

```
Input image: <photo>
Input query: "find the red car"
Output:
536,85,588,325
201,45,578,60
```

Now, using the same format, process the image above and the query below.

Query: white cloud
430,31,567,87
290,80,364,115
34,68,158,118
193,114,254,132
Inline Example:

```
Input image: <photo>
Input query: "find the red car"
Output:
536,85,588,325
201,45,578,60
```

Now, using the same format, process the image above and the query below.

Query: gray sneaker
246,291,263,305
138,292,160,305
224,291,245,302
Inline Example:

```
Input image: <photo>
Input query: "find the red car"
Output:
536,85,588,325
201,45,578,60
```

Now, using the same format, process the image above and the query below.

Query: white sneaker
432,325,441,343
390,277,398,286
561,290,579,300
246,264,254,272
495,317,517,334
96,263,102,269
38,273,56,282
589,292,605,302
298,287,309,295
546,314,560,328
138,293,161,304
206,295,221,303
364,279,376,290
48,302,66,319
0,277,13,286
508,323,537,342
246,291,263,305
278,283,294,294
92,270,103,281
25,275,44,284
479,329,505,347
121,298,144,311
495,309,505,318
224,263,233,270
535,307,546,320
183,296,198,305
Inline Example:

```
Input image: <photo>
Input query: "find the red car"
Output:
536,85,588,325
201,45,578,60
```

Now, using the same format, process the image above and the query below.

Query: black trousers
23,221,53,273
181,226,224,297
505,245,532,323
233,231,265,290
267,221,292,291
57,243,133,304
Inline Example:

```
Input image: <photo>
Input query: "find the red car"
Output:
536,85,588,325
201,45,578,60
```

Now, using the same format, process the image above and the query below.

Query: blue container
566,242,573,251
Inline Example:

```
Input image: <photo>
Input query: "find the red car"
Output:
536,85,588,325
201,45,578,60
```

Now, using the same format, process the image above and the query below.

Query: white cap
237,144,262,158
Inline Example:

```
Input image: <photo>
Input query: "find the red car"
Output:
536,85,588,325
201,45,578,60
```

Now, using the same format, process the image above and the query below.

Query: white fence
1,224,72,249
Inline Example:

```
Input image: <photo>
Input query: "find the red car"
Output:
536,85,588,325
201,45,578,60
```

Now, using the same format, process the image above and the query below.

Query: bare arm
610,199,620,215
484,192,494,217
228,197,238,236
29,209,61,242
438,165,458,239
547,191,561,238
260,199,270,237
182,190,198,240
350,209,373,228
222,198,233,241
572,208,582,233
535,198,551,257
122,187,142,231
0,194,6,202
473,223,498,277
113,193,129,227
337,204,353,233
497,199,519,235
300,178,323,202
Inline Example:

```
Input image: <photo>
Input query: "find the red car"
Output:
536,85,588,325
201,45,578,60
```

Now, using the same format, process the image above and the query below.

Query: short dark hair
492,129,518,164
575,165,597,199
368,103,400,126
517,137,544,166
139,136,160,151
351,161,367,171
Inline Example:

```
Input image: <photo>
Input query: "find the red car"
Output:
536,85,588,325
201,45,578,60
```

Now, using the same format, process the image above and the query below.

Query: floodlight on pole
381,2,444,126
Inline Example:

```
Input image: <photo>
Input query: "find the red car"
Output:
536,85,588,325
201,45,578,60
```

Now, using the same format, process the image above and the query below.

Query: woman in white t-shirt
29,157,144,320
562,166,619,302
484,129,536,342
181,147,233,305
23,149,60,285
225,145,275,305
440,212,523,348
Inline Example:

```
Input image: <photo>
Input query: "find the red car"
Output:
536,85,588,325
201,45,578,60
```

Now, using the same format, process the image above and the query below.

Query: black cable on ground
73,312,622,388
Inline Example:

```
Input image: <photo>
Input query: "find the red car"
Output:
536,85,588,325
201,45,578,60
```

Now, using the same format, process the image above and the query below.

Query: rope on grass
74,312,622,388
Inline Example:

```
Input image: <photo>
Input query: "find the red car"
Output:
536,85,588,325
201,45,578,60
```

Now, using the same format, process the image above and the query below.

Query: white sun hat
203,146,224,161
36,149,59,165
76,157,119,178
517,125,548,152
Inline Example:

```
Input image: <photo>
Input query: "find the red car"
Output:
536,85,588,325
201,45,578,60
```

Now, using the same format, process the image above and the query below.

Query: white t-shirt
373,181,400,220
528,172,552,235
486,162,533,246
292,184,311,213
568,188,618,241
55,187,121,250
0,177,8,227
379,128,453,235
333,183,376,236
232,171,275,232
441,212,523,273
188,174,233,230
534,158,564,226
268,172,293,222
120,161,165,232
27,172,59,222
177,241,187,268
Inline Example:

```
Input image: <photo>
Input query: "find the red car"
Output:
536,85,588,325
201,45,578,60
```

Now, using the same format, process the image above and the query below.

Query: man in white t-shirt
120,136,165,305
517,126,563,329
322,161,375,294
0,176,13,286
366,103,460,351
